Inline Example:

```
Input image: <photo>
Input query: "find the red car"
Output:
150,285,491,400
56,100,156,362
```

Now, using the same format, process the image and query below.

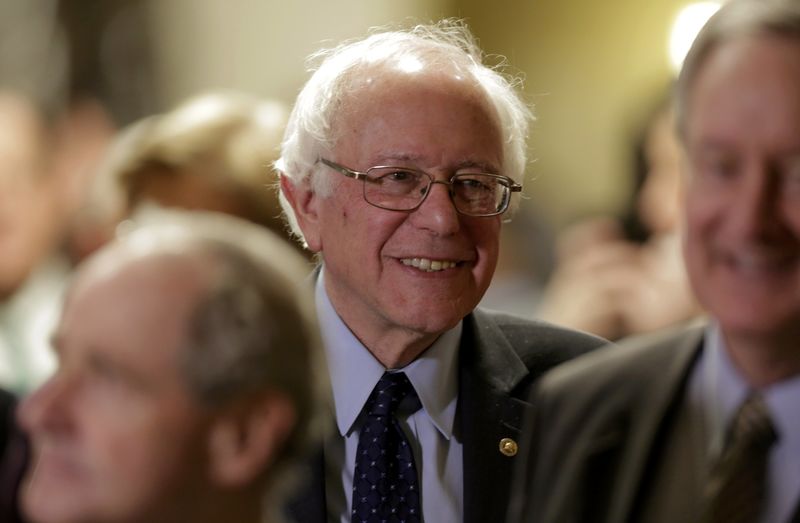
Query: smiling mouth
400,257,459,272
721,249,798,275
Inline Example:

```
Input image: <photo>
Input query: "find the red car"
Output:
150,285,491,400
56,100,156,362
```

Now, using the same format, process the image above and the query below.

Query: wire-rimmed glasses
319,158,521,217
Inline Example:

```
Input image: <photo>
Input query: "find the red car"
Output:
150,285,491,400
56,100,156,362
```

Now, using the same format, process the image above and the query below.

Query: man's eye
694,153,739,181
384,170,417,183
459,179,487,190
456,176,495,192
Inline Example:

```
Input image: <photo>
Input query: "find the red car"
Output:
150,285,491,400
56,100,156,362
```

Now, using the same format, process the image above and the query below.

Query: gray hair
118,209,326,500
676,0,800,136
276,19,533,241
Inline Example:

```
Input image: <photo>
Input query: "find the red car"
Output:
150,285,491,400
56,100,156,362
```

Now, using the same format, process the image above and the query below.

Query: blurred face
305,69,504,348
683,35,800,344
19,252,215,523
0,94,60,298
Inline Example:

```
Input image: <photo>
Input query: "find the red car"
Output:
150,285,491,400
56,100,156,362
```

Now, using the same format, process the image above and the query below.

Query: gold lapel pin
499,437,518,457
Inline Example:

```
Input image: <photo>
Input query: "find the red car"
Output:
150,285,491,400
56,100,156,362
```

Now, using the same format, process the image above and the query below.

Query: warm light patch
669,1,723,73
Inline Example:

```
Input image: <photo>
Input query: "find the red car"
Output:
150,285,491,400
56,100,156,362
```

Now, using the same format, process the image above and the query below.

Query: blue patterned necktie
352,372,422,523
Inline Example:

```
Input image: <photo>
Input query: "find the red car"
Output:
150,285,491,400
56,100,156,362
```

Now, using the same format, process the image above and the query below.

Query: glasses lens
364,167,430,210
451,173,509,215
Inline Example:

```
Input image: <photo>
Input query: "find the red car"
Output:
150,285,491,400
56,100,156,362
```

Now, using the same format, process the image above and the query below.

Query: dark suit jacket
286,308,606,523
0,388,27,523
509,325,711,523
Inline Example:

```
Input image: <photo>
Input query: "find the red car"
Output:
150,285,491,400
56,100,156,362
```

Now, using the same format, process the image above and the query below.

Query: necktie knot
727,394,777,450
365,372,420,418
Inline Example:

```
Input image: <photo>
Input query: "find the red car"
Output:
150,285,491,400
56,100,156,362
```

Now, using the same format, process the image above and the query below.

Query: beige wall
145,0,455,106
460,0,692,227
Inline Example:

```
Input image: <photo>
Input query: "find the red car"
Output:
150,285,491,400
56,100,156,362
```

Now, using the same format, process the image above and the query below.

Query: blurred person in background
19,210,328,523
0,0,155,393
536,92,701,340
72,90,303,261
510,0,800,521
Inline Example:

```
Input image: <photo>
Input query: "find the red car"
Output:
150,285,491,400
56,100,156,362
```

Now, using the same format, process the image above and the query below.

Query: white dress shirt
687,323,800,523
315,268,463,523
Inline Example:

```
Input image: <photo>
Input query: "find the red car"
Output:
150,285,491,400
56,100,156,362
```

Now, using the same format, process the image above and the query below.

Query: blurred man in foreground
278,20,605,523
18,211,327,523
510,1,800,522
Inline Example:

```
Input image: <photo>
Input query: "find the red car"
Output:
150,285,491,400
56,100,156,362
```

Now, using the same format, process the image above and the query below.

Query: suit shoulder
540,324,704,406
473,308,608,367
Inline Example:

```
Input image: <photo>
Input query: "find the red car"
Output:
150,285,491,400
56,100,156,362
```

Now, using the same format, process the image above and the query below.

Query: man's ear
207,392,297,488
280,174,322,252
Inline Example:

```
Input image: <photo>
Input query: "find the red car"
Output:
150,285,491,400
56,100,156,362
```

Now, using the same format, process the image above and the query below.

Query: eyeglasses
319,158,521,217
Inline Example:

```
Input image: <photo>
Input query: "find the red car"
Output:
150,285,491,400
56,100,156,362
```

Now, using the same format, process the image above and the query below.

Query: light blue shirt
687,324,800,523
315,268,463,523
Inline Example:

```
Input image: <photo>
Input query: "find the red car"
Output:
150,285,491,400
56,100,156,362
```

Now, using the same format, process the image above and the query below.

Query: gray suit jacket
508,325,706,523
286,307,606,523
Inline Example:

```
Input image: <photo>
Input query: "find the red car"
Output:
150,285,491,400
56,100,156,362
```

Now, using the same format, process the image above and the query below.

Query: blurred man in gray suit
510,1,800,522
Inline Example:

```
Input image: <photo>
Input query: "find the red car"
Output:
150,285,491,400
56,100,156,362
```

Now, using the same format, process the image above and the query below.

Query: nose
411,180,461,235
18,372,74,436
732,163,784,241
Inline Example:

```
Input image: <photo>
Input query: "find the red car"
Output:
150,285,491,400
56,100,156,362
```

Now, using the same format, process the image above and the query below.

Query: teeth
726,250,795,273
400,258,458,272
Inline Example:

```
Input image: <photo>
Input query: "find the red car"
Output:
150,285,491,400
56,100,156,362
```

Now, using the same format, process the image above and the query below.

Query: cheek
471,220,501,280
475,219,501,255
85,395,205,478
684,186,718,235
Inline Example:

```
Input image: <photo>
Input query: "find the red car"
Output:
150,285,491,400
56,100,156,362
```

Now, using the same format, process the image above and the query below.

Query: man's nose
18,372,74,435
411,180,461,235
732,164,783,240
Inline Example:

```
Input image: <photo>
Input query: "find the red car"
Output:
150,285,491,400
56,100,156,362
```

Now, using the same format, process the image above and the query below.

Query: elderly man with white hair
278,20,604,523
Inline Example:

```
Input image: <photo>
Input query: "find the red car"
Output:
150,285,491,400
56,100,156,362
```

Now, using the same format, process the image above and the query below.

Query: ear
207,392,297,488
280,174,323,252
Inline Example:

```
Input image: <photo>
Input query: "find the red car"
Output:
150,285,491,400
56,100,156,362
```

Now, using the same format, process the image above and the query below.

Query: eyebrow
372,154,500,173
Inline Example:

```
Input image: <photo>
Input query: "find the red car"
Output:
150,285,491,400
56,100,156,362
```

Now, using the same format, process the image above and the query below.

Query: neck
723,328,800,388
322,272,445,369
360,328,440,369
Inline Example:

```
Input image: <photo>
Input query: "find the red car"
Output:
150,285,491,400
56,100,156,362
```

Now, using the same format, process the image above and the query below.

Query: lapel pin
499,437,518,457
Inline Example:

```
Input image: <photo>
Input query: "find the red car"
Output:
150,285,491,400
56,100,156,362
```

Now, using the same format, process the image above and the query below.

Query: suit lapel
284,449,327,523
607,327,704,523
459,310,532,523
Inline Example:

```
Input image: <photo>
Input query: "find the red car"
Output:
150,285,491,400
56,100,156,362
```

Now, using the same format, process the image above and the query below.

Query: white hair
276,19,533,241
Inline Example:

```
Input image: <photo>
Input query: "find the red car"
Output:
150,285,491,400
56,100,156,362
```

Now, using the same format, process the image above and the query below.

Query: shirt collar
701,323,750,455
315,267,461,440
702,322,800,455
